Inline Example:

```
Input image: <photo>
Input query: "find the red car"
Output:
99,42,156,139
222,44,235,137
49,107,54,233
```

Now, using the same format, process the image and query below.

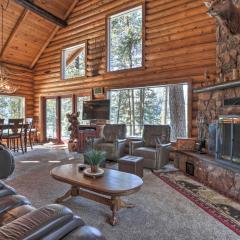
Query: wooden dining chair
26,118,33,149
26,117,38,149
3,119,24,154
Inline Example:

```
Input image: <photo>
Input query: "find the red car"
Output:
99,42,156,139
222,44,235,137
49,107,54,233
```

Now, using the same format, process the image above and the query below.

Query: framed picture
93,87,104,96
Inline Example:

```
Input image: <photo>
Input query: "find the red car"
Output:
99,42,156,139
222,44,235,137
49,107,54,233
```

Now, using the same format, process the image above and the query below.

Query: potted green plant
84,149,106,173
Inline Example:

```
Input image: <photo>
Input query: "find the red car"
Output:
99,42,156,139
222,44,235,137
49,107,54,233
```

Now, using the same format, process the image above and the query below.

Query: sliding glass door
43,94,90,143
61,97,73,141
46,98,57,141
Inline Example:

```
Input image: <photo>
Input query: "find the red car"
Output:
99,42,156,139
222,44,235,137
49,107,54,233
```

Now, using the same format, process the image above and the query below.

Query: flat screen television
82,99,110,120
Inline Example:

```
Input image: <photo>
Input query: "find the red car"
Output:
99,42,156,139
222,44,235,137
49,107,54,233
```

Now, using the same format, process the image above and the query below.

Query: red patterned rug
155,172,240,235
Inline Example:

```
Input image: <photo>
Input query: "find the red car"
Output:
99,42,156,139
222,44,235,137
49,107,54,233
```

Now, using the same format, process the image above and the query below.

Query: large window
108,5,143,72
62,43,86,79
0,95,25,120
109,84,188,140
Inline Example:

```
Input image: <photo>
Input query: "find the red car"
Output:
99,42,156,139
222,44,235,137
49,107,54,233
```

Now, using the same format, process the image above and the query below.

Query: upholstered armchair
93,124,127,161
130,125,171,170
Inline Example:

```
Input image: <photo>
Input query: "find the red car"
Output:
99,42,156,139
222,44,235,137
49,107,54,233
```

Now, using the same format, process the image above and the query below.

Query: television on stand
82,99,110,120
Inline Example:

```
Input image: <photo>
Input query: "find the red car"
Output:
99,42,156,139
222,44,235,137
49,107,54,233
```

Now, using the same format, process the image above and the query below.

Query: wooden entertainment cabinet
77,125,102,153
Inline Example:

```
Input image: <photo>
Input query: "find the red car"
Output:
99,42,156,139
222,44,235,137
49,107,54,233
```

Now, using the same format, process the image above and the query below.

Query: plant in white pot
84,149,106,173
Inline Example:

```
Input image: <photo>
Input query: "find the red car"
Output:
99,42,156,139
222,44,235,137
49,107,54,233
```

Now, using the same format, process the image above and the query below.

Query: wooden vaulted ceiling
0,0,77,69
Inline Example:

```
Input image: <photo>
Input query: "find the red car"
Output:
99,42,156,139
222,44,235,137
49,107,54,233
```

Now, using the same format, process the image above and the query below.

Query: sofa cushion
0,204,84,240
133,147,158,160
0,182,16,198
94,143,114,152
143,125,170,147
0,205,36,226
94,143,116,160
0,145,15,179
63,226,106,240
133,147,158,169
0,195,31,217
103,124,126,143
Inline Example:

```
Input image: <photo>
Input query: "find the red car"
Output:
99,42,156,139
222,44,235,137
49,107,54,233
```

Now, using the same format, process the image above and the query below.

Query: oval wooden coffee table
50,164,143,225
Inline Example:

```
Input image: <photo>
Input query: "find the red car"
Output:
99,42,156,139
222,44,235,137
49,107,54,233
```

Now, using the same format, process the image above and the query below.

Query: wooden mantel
194,80,240,93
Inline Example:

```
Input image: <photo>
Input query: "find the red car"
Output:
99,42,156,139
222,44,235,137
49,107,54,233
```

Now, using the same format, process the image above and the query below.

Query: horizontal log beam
15,0,68,27
0,60,32,71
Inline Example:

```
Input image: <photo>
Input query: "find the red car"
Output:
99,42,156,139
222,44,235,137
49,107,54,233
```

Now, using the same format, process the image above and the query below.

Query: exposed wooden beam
15,0,68,27
30,0,79,69
0,9,29,58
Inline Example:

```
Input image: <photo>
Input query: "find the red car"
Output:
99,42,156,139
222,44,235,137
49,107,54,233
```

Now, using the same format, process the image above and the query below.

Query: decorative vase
90,165,99,173
197,140,206,154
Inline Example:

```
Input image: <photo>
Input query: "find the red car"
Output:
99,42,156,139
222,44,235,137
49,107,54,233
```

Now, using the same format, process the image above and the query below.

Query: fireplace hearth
216,115,240,165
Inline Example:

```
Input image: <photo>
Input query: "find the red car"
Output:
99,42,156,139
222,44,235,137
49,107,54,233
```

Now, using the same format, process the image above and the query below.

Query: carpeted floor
6,146,240,240
155,172,240,235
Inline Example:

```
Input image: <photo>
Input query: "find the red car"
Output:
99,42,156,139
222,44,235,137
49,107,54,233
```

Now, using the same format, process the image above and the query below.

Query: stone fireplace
174,0,240,201
197,86,240,146
177,84,240,201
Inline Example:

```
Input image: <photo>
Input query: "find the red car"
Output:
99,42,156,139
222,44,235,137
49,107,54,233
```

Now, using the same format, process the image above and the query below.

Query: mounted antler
204,0,240,35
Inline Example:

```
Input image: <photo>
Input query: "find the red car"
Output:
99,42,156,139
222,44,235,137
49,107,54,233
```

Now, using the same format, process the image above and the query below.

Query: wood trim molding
188,80,193,138
0,9,29,59
30,0,79,69
0,59,32,71
15,0,67,27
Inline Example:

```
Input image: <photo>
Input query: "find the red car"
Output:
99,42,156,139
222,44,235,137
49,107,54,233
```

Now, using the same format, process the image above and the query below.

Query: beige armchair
130,125,171,170
93,124,126,161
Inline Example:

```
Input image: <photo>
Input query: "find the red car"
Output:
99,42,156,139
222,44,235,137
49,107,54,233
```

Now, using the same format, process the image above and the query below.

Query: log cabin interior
0,0,239,239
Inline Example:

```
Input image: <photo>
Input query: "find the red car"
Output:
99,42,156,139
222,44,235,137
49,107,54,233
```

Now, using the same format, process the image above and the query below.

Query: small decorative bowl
78,164,87,172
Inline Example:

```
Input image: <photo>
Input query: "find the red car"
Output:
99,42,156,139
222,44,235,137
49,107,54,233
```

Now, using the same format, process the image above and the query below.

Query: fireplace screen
217,116,240,164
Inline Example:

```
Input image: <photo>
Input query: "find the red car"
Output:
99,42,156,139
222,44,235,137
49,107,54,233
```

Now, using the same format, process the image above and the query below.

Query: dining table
0,123,29,153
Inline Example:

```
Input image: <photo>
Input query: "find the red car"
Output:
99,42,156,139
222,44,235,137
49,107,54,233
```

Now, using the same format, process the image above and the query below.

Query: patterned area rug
155,171,240,235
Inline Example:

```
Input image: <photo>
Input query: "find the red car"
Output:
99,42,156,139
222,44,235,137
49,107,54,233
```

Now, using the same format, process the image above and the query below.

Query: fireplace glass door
217,116,240,164
232,123,240,164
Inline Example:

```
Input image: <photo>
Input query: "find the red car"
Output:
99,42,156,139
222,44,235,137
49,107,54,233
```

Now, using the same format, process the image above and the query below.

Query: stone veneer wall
197,0,240,138
198,87,240,125
216,0,240,80
175,151,240,202
176,1,240,201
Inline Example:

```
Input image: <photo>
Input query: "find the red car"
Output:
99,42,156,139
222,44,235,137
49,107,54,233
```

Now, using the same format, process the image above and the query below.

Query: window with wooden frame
107,5,143,72
62,43,86,80
0,95,25,120
109,84,189,140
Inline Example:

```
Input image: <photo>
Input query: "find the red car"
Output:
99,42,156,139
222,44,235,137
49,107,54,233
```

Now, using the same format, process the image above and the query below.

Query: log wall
33,0,217,138
4,63,34,118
